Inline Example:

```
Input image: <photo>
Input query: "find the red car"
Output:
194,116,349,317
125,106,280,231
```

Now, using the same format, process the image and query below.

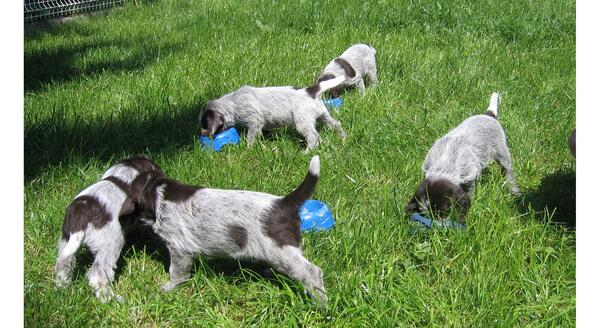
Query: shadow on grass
70,222,170,283
25,29,182,93
516,168,576,228
24,98,204,181
71,221,304,297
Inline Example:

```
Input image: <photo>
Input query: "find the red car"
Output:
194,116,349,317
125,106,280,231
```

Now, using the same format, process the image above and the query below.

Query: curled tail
282,156,320,207
305,76,345,99
55,231,84,287
262,156,320,247
483,92,501,118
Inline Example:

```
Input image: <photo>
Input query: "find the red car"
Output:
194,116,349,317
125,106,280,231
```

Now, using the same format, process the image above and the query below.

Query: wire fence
24,0,125,22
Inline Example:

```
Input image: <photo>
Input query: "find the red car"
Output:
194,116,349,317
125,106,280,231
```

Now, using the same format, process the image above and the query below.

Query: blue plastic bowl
410,213,466,229
199,128,239,151
323,97,343,110
299,200,334,231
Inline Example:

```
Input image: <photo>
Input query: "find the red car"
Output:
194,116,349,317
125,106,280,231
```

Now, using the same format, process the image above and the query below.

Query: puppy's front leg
162,251,193,291
245,123,264,146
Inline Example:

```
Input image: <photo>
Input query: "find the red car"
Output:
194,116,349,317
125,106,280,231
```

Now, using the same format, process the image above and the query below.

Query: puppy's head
120,155,165,176
199,104,225,138
120,170,166,223
406,178,471,220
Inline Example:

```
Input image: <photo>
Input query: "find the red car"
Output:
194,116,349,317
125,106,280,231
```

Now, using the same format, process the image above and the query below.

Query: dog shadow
70,222,171,283
71,223,304,296
516,168,576,228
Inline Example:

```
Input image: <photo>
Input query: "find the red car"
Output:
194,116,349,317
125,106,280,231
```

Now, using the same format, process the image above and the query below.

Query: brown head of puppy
406,178,471,221
120,170,166,223
199,103,225,138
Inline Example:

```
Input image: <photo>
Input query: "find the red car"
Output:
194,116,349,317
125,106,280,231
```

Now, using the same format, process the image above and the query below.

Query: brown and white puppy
315,43,378,98
568,128,576,157
406,93,520,220
55,155,164,302
122,156,328,303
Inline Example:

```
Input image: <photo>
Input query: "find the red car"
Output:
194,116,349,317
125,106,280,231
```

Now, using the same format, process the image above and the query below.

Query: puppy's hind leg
318,112,346,140
356,79,366,95
294,118,320,151
162,250,193,291
55,234,83,287
366,64,378,86
270,247,327,305
245,122,264,146
87,232,125,303
494,141,520,195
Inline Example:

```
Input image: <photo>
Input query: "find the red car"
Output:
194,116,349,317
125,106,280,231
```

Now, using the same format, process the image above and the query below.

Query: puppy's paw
161,281,179,292
511,187,521,196
306,288,328,307
94,287,117,303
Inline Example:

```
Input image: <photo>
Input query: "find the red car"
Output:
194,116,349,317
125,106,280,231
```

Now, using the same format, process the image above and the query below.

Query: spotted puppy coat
123,156,327,302
406,93,520,219
199,77,346,150
316,43,378,98
55,156,164,302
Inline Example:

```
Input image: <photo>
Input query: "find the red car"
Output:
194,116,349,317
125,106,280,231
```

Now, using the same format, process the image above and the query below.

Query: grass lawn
24,0,575,326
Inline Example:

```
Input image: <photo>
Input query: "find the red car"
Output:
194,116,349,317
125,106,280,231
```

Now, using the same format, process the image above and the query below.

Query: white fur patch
58,231,84,260
487,92,501,116
309,155,320,176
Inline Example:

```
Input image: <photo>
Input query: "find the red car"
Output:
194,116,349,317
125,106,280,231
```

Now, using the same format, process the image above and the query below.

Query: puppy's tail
483,92,501,118
305,76,345,99
365,43,376,54
282,156,320,207
55,231,84,287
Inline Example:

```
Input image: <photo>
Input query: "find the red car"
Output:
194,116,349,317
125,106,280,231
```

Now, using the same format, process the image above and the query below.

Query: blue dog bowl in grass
199,128,239,151
410,213,466,229
299,200,334,231
323,97,343,110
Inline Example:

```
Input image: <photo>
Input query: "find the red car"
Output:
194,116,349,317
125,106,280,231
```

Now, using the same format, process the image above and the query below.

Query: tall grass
25,0,575,326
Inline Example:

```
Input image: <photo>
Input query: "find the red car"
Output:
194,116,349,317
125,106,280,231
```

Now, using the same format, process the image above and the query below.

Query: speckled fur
317,43,378,97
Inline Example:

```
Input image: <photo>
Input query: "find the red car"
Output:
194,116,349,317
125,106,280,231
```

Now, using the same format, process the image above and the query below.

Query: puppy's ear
200,108,224,137
119,198,136,217
453,188,471,219
406,180,428,213
405,195,419,213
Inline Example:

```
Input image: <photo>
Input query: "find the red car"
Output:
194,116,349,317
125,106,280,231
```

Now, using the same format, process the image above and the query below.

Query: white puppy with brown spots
406,93,520,220
315,43,378,98
122,156,327,303
55,156,164,302
199,77,346,150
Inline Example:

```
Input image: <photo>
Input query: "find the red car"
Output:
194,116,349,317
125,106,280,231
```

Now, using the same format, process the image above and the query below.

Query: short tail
55,231,84,287
282,156,320,207
365,43,376,54
305,76,345,99
484,92,501,118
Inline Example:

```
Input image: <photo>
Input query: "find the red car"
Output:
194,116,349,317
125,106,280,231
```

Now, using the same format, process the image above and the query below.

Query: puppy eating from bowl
315,43,378,98
406,93,520,221
199,77,346,151
121,156,328,303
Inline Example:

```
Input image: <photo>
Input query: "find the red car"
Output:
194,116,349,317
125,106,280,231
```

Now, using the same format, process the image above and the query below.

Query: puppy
315,43,378,98
406,93,520,219
55,155,164,302
568,128,575,157
123,156,328,303
199,77,346,150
